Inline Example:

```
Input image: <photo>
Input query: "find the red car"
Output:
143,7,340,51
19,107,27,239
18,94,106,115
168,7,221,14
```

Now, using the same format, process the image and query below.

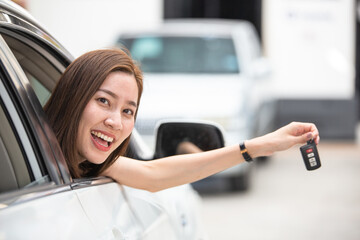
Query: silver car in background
116,19,270,191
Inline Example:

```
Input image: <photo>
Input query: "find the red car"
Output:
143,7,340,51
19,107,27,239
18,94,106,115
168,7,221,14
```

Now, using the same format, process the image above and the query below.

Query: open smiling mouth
91,130,114,151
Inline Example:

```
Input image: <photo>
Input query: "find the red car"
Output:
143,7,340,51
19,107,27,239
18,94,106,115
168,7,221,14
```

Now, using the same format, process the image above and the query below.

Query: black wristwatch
240,142,253,162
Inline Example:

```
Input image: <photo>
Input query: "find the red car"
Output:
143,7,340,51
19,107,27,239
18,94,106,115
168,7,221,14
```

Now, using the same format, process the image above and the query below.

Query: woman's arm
103,122,319,192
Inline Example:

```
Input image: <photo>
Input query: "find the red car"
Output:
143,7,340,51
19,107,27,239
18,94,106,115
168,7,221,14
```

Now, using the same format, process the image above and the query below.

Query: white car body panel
0,182,205,239
0,189,95,239
154,184,209,240
74,182,180,240
74,183,145,239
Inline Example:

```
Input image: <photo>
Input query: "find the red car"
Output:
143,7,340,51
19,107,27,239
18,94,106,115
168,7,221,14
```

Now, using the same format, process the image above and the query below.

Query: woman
44,48,320,192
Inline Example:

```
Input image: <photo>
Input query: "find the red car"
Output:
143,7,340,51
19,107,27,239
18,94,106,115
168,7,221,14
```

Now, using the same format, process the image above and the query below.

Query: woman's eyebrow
128,101,138,108
98,88,137,108
98,88,117,98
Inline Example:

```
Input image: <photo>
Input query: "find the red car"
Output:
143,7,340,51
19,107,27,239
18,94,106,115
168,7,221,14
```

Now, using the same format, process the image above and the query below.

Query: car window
2,34,62,105
119,36,239,74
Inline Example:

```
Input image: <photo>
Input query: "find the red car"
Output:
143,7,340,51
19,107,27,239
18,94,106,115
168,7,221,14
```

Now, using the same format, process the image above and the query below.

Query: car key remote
300,139,321,170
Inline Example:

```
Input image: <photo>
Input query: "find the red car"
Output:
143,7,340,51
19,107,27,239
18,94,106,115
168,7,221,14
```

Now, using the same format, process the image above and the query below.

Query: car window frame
0,10,77,207
0,9,74,178
0,36,70,201
0,33,67,177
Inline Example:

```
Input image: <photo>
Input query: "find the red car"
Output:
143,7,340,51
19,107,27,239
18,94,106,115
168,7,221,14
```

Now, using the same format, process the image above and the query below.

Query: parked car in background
0,1,221,238
115,19,271,191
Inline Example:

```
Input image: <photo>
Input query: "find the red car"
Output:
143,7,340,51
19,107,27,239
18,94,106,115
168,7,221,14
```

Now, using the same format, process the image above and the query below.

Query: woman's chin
93,159,107,165
87,155,108,165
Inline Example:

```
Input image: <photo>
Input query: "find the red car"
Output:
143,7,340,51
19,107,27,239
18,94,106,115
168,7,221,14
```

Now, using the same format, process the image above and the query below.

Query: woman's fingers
290,122,320,145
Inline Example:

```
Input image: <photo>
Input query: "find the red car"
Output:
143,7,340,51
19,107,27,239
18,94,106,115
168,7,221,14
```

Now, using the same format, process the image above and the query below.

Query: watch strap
240,142,253,162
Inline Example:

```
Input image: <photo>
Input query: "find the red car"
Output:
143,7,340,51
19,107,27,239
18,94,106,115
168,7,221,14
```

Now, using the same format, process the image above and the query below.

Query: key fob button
310,161,317,167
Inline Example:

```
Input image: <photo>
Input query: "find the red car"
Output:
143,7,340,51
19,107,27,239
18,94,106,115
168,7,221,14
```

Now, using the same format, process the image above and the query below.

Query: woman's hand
246,122,320,158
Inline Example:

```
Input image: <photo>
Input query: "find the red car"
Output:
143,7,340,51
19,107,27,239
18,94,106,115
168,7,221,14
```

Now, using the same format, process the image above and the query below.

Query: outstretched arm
246,121,320,157
102,122,319,192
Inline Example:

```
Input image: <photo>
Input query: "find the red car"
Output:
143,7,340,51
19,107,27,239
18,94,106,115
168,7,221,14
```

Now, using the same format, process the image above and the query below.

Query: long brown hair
44,49,143,178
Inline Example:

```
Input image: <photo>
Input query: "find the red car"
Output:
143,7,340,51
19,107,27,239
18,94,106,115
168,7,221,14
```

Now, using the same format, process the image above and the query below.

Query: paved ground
200,141,360,240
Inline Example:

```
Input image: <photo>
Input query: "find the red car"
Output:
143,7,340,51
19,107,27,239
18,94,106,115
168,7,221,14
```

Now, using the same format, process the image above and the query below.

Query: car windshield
118,36,239,74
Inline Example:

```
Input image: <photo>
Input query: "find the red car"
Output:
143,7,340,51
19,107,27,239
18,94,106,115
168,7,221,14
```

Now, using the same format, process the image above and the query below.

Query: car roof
119,18,253,38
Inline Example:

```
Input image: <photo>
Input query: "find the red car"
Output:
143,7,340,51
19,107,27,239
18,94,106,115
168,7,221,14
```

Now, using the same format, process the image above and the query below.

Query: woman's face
77,71,138,164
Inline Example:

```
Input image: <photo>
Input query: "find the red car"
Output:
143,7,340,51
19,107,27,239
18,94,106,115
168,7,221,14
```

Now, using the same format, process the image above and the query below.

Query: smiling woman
44,49,143,178
44,48,320,192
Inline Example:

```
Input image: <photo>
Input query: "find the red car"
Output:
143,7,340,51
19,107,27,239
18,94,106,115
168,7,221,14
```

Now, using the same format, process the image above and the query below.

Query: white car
0,1,219,239
116,19,270,191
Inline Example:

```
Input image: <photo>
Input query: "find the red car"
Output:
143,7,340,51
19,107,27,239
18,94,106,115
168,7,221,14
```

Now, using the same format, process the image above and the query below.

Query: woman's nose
104,112,122,130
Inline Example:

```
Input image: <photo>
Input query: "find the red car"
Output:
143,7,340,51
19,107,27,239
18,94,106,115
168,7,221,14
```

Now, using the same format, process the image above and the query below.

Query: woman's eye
97,98,109,105
124,109,134,116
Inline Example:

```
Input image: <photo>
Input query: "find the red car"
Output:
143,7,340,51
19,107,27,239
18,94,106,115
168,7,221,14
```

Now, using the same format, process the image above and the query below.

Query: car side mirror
154,120,225,159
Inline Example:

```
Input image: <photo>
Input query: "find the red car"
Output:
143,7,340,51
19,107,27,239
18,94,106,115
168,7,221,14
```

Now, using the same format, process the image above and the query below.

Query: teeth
91,131,114,142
